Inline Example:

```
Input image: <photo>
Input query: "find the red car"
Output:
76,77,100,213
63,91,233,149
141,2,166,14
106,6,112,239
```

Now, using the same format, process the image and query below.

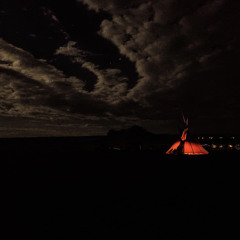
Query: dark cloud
0,38,142,135
79,0,147,14
0,0,240,136
80,0,240,122
55,41,129,103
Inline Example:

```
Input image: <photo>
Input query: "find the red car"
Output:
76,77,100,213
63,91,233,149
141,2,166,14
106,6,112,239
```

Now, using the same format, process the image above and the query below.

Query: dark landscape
3,133,240,239
1,0,240,239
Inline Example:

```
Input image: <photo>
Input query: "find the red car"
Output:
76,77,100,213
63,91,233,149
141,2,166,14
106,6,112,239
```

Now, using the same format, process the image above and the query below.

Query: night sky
0,0,239,137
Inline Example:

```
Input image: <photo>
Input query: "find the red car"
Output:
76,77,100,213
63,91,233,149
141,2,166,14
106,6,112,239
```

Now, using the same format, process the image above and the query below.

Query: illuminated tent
166,116,209,155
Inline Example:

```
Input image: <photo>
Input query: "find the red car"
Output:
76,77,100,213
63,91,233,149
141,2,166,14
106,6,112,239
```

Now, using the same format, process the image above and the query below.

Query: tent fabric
166,117,209,155
181,128,188,141
166,140,208,155
183,141,209,155
166,141,181,154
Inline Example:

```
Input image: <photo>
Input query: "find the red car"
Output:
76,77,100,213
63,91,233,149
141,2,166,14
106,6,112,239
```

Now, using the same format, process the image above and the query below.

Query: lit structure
211,144,217,149
166,116,209,155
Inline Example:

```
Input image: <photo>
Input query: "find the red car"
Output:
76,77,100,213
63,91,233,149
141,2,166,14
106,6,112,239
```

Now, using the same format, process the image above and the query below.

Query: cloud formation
0,0,240,135
55,41,129,103
79,0,240,116
55,41,89,58
0,38,97,120
0,38,141,135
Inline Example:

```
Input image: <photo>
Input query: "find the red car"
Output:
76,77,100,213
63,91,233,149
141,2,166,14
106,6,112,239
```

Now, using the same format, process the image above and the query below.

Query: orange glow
183,142,209,155
181,128,188,141
166,141,208,155
166,141,181,154
166,118,208,155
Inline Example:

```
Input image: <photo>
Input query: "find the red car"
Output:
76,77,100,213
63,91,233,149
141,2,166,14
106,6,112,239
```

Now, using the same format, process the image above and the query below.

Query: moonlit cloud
79,0,147,14
55,41,129,103
55,41,89,58
0,0,239,136
81,0,193,103
0,38,82,87
79,0,240,112
0,38,89,119
0,38,141,135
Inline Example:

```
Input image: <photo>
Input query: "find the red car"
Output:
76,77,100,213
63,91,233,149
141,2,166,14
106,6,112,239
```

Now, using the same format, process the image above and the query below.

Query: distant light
231,137,235,139
219,137,223,139
201,137,205,139
113,147,121,151
219,145,224,149
235,144,240,150
197,137,200,139
228,144,233,149
209,137,213,139
211,144,217,149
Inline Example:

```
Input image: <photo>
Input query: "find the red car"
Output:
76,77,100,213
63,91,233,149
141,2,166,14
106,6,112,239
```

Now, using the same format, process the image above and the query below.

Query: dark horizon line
0,133,239,139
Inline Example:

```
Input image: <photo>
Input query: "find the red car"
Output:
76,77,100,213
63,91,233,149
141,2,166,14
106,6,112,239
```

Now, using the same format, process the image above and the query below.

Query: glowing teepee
166,115,208,155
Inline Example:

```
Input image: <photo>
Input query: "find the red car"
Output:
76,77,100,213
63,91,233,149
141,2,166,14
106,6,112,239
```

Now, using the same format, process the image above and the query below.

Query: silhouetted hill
107,125,154,139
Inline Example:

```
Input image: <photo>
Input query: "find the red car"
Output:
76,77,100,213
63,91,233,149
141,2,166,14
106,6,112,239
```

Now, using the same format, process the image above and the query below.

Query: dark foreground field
3,138,240,239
